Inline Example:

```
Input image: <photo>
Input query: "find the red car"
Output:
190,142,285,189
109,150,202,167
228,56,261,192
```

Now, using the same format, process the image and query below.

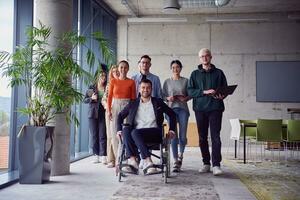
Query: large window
0,0,116,188
0,0,14,175
69,0,117,160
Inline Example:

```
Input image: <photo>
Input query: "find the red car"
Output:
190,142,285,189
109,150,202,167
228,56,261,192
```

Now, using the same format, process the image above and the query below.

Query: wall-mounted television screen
256,61,300,102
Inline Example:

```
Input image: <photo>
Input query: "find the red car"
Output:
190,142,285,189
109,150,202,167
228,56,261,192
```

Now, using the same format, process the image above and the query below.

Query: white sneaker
101,156,108,165
146,167,157,175
121,159,139,173
92,156,100,163
199,165,210,173
128,159,139,170
212,166,223,176
143,161,157,175
107,162,115,168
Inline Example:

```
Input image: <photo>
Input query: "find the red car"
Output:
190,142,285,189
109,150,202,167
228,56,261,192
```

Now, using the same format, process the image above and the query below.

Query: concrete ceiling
102,0,300,17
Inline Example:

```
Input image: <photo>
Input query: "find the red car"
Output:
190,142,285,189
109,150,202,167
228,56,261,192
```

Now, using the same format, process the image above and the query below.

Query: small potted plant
0,22,114,184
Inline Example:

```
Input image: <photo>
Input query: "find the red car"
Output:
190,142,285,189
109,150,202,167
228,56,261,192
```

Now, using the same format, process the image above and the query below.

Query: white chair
230,118,241,140
229,118,241,159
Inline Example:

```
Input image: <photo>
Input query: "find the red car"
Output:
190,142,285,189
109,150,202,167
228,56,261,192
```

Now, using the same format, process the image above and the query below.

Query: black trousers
195,110,223,167
122,127,162,159
89,113,107,156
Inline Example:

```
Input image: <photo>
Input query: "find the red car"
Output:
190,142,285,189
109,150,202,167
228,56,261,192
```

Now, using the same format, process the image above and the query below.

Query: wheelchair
117,124,171,183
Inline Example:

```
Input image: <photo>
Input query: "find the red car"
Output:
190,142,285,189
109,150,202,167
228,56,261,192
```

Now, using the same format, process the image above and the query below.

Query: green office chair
240,119,257,138
287,120,300,141
257,119,282,142
256,119,283,161
285,120,300,161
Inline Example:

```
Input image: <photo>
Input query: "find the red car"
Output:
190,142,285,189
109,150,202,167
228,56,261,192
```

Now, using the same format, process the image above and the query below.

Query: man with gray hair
187,48,228,176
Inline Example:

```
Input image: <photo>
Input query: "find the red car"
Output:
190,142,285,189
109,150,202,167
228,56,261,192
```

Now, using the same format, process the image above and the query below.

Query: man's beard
141,92,150,98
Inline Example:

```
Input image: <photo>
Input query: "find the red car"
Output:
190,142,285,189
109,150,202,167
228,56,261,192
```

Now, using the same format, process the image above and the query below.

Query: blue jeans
167,107,189,159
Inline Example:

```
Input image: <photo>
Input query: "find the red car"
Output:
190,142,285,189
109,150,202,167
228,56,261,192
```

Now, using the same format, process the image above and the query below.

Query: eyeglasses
200,54,211,58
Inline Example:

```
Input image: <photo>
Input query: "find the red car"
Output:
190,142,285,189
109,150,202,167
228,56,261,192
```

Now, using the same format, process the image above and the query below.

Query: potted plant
0,22,114,184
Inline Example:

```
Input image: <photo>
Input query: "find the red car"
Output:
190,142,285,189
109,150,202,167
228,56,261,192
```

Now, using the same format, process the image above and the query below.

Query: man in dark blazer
117,79,176,174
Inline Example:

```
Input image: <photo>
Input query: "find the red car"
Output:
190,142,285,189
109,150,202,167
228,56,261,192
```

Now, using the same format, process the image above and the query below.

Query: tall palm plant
0,23,114,127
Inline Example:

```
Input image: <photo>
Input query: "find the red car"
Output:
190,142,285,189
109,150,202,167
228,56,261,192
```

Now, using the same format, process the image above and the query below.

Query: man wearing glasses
132,55,162,98
187,48,228,176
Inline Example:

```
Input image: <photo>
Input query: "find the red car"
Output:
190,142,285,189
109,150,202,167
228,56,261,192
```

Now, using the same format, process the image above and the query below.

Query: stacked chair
284,120,300,162
229,119,257,161
229,118,300,163
256,119,283,161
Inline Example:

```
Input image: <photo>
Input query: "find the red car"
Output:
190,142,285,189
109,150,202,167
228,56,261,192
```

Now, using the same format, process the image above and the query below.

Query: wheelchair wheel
165,139,171,177
162,138,169,183
118,143,126,182
164,164,168,183
168,146,171,176
160,143,164,179
118,169,122,182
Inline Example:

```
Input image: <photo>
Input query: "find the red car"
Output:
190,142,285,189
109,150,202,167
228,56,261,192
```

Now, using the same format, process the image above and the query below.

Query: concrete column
51,113,70,175
34,0,73,176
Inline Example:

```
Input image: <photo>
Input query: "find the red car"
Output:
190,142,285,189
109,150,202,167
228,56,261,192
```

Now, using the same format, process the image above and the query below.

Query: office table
287,108,300,119
240,122,287,164
240,122,256,164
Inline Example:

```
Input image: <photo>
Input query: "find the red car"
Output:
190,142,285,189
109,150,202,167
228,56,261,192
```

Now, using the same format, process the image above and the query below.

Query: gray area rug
111,167,219,200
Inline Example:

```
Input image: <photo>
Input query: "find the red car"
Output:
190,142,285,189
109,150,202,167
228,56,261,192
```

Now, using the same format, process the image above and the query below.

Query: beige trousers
105,111,115,163
110,98,130,164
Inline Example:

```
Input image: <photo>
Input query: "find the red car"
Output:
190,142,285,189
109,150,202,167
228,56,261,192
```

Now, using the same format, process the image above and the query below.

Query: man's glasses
200,55,211,58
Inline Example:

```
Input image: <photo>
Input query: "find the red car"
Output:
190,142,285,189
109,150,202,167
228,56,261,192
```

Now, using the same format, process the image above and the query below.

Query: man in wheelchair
117,79,176,175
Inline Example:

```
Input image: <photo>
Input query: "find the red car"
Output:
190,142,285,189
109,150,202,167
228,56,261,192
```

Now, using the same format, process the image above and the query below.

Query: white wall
116,14,300,144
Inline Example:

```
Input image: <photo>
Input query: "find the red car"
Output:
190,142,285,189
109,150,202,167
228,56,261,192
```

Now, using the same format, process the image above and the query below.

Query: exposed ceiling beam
121,0,138,17
179,0,231,8
127,17,188,23
205,16,269,22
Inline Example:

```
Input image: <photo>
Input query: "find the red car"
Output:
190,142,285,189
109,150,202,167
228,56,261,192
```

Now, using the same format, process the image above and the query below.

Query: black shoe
178,155,183,167
172,161,181,173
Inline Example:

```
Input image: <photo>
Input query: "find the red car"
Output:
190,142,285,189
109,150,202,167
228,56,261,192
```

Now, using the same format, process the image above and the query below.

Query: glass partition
0,0,14,175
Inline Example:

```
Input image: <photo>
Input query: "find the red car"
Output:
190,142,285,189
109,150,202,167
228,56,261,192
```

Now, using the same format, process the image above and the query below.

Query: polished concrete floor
0,147,256,200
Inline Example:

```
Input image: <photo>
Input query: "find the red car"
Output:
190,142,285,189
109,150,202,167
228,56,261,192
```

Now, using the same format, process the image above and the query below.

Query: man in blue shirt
131,55,162,98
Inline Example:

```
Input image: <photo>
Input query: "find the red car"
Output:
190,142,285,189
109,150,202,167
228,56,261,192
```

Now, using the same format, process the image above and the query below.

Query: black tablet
215,85,237,96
